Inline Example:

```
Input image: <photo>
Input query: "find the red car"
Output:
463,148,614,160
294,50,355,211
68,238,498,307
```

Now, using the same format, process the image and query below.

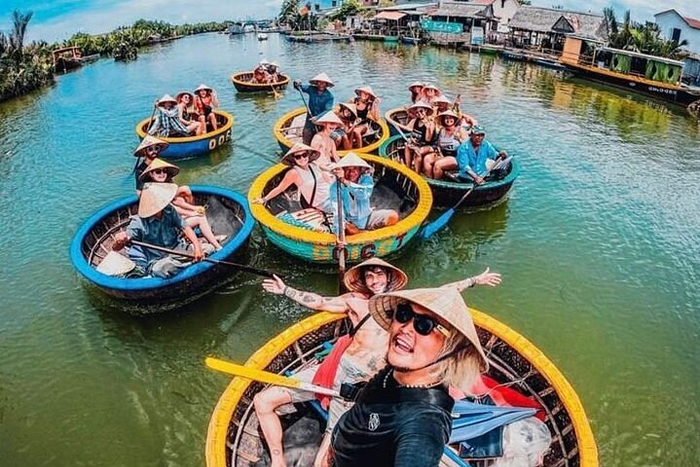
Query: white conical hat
281,142,321,166
339,102,357,118
315,110,343,126
336,152,371,169
355,85,377,99
138,158,180,182
138,183,178,218
134,135,169,157
309,72,334,87
96,251,136,276
194,83,213,93
157,94,177,106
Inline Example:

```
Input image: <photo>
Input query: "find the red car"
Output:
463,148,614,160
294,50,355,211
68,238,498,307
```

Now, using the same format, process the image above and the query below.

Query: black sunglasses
152,168,168,175
391,303,451,337
293,153,309,160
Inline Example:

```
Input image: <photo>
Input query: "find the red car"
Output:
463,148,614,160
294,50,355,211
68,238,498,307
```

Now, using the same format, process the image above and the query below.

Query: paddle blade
420,208,456,240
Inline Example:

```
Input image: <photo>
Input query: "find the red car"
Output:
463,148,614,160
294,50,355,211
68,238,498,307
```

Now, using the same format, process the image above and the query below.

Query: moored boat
248,153,432,263
230,72,290,93
135,110,234,160
70,186,254,311
205,309,598,467
379,135,520,208
273,107,389,155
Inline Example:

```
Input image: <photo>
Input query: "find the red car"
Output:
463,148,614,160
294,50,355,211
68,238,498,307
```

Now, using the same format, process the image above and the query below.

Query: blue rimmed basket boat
379,135,520,209
248,153,432,264
135,110,234,160
230,72,290,93
272,107,390,156
70,186,254,311
205,309,598,467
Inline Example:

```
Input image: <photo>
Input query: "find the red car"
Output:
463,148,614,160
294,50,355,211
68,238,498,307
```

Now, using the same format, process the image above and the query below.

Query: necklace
383,369,441,389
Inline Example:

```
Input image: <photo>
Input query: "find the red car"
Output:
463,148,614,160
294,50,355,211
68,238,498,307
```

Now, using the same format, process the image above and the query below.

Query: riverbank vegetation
602,8,689,59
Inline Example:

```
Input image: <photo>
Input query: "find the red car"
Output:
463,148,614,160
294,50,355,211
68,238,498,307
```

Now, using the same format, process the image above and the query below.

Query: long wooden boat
135,110,234,160
379,135,520,208
248,153,432,264
273,107,389,156
384,106,410,137
230,72,290,93
285,32,352,43
206,310,598,467
70,186,254,312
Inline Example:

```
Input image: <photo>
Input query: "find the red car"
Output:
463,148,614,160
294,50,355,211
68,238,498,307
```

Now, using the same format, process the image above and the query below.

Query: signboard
420,20,463,34
471,26,484,45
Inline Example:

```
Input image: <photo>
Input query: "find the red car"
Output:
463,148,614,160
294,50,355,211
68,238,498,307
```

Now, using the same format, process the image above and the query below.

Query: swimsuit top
411,120,431,146
295,164,330,211
437,127,461,157
354,97,370,121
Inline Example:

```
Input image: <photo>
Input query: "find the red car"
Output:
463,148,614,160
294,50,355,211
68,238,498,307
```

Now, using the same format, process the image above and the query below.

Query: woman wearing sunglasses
403,101,436,176
331,286,489,467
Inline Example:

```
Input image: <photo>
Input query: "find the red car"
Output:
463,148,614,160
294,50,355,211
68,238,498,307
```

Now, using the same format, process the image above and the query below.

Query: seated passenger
147,94,193,138
193,84,219,132
112,183,214,278
264,61,280,82
433,94,452,115
253,64,269,84
139,159,224,250
311,110,342,167
403,101,436,176
420,83,442,106
408,81,424,104
435,126,507,184
332,103,357,150
350,86,380,149
425,110,468,179
133,135,169,189
330,153,399,235
253,143,334,215
176,91,203,136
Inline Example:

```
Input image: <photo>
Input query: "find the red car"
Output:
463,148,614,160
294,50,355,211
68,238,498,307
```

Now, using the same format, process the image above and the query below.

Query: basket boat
205,310,598,467
379,135,520,209
135,110,234,160
230,72,290,93
384,106,410,137
70,186,254,311
272,107,389,156
248,153,432,264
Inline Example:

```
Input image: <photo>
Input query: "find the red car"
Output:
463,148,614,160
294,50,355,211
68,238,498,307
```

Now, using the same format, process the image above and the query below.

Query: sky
1,0,699,43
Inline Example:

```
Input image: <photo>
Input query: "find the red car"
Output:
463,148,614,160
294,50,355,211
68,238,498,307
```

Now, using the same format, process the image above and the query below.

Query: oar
297,83,311,116
335,177,347,294
269,80,280,99
128,239,278,278
205,357,340,397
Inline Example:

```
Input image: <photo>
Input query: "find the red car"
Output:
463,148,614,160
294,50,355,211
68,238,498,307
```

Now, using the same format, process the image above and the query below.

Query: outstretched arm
442,267,502,292
262,275,350,313
252,170,298,204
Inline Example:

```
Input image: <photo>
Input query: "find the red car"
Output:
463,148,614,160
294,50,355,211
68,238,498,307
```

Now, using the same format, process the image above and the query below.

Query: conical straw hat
407,81,424,90
138,182,178,218
176,91,194,102
434,94,451,104
309,72,334,87
421,83,442,96
138,158,180,182
437,110,459,125
281,142,321,166
409,100,434,116
157,94,177,106
315,110,343,126
368,287,488,371
194,83,213,93
96,251,136,276
355,86,377,99
343,257,408,295
339,102,357,118
134,135,169,157
336,152,371,170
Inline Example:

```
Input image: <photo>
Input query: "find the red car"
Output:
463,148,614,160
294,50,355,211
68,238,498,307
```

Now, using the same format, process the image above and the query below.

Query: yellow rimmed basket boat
272,107,390,155
248,153,432,264
230,72,290,93
135,110,234,160
206,310,598,467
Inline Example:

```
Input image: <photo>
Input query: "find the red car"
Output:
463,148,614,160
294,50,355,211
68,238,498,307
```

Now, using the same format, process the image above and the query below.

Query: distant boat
226,24,244,35
257,33,268,41
52,46,84,73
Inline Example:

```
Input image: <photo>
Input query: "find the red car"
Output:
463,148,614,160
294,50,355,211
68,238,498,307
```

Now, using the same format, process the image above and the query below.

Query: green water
1,33,699,466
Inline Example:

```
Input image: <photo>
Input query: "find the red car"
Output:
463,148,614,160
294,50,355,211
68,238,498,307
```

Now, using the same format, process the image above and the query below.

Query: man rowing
293,72,335,145
434,125,508,183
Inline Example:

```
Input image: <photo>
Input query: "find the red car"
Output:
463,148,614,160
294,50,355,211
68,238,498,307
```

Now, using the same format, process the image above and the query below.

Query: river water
0,32,698,466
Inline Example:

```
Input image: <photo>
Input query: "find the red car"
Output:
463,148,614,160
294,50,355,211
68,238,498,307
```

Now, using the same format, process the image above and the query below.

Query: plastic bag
492,417,551,467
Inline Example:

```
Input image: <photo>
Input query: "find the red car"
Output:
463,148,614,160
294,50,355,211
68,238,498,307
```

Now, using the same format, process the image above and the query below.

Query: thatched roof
430,1,493,19
509,6,607,40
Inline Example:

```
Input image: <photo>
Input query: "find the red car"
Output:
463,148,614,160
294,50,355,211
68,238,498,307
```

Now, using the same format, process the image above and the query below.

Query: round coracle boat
272,107,390,156
135,110,234,160
380,135,520,209
248,153,432,264
230,72,290,93
70,186,254,311
205,310,598,467
385,106,411,137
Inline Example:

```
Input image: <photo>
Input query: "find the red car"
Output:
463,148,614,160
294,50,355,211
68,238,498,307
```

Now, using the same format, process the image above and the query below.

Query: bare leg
208,113,218,131
403,145,413,168
434,156,458,180
198,115,207,133
423,152,438,178
176,186,194,204
253,388,293,467
185,216,222,249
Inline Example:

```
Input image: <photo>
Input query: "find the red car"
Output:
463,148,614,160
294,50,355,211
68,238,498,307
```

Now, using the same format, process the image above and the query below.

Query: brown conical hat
281,142,321,166
355,86,377,99
309,72,334,87
368,287,488,371
96,251,136,276
157,94,177,106
339,102,358,118
315,110,343,126
336,152,371,170
138,158,180,182
343,257,408,295
437,110,459,124
138,183,178,218
134,135,169,157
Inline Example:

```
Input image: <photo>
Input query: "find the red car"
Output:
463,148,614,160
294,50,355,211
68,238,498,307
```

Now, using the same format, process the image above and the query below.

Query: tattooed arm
441,267,502,292
262,274,350,313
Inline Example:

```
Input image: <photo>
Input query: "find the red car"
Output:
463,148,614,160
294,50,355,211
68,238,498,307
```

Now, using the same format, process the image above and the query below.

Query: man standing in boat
294,72,335,145
254,258,501,467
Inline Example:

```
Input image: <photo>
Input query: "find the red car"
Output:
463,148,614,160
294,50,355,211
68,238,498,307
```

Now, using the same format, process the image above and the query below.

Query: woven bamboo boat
384,106,411,137
70,186,254,311
248,153,432,264
135,110,234,160
206,310,598,467
230,72,290,93
379,135,520,209
272,107,390,156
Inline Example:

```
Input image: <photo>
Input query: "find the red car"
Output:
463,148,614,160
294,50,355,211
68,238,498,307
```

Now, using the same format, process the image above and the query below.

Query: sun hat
368,287,488,371
315,110,344,126
134,135,169,157
421,83,442,96
339,102,358,118
437,110,459,125
335,152,371,170
138,182,178,218
138,158,180,182
194,83,213,93
407,81,424,90
157,94,177,106
355,86,377,100
96,251,136,276
434,95,451,105
176,91,194,102
281,142,321,166
471,125,486,135
309,72,334,87
409,100,434,116
343,257,408,295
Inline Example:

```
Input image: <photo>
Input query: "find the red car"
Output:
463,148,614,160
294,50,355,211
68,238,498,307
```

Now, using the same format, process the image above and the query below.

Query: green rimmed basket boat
379,135,520,209
248,153,432,264
205,309,598,467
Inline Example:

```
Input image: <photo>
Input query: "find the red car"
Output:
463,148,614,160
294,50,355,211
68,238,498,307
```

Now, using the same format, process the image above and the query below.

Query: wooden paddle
127,239,278,278
205,357,340,397
268,80,280,99
335,176,347,294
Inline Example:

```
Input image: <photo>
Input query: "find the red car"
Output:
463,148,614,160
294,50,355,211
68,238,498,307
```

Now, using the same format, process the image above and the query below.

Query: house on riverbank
423,1,496,46
654,9,700,85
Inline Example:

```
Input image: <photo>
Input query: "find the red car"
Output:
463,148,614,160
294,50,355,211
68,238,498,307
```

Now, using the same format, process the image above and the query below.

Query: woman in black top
350,86,380,149
403,101,436,176
331,286,489,467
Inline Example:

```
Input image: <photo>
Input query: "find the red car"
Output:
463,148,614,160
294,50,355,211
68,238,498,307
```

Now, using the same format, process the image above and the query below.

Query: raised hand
473,267,501,287
262,274,287,295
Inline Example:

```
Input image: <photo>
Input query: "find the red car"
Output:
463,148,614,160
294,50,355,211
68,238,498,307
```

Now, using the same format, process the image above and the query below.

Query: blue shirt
125,205,185,269
301,84,334,126
456,138,498,179
329,174,374,231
